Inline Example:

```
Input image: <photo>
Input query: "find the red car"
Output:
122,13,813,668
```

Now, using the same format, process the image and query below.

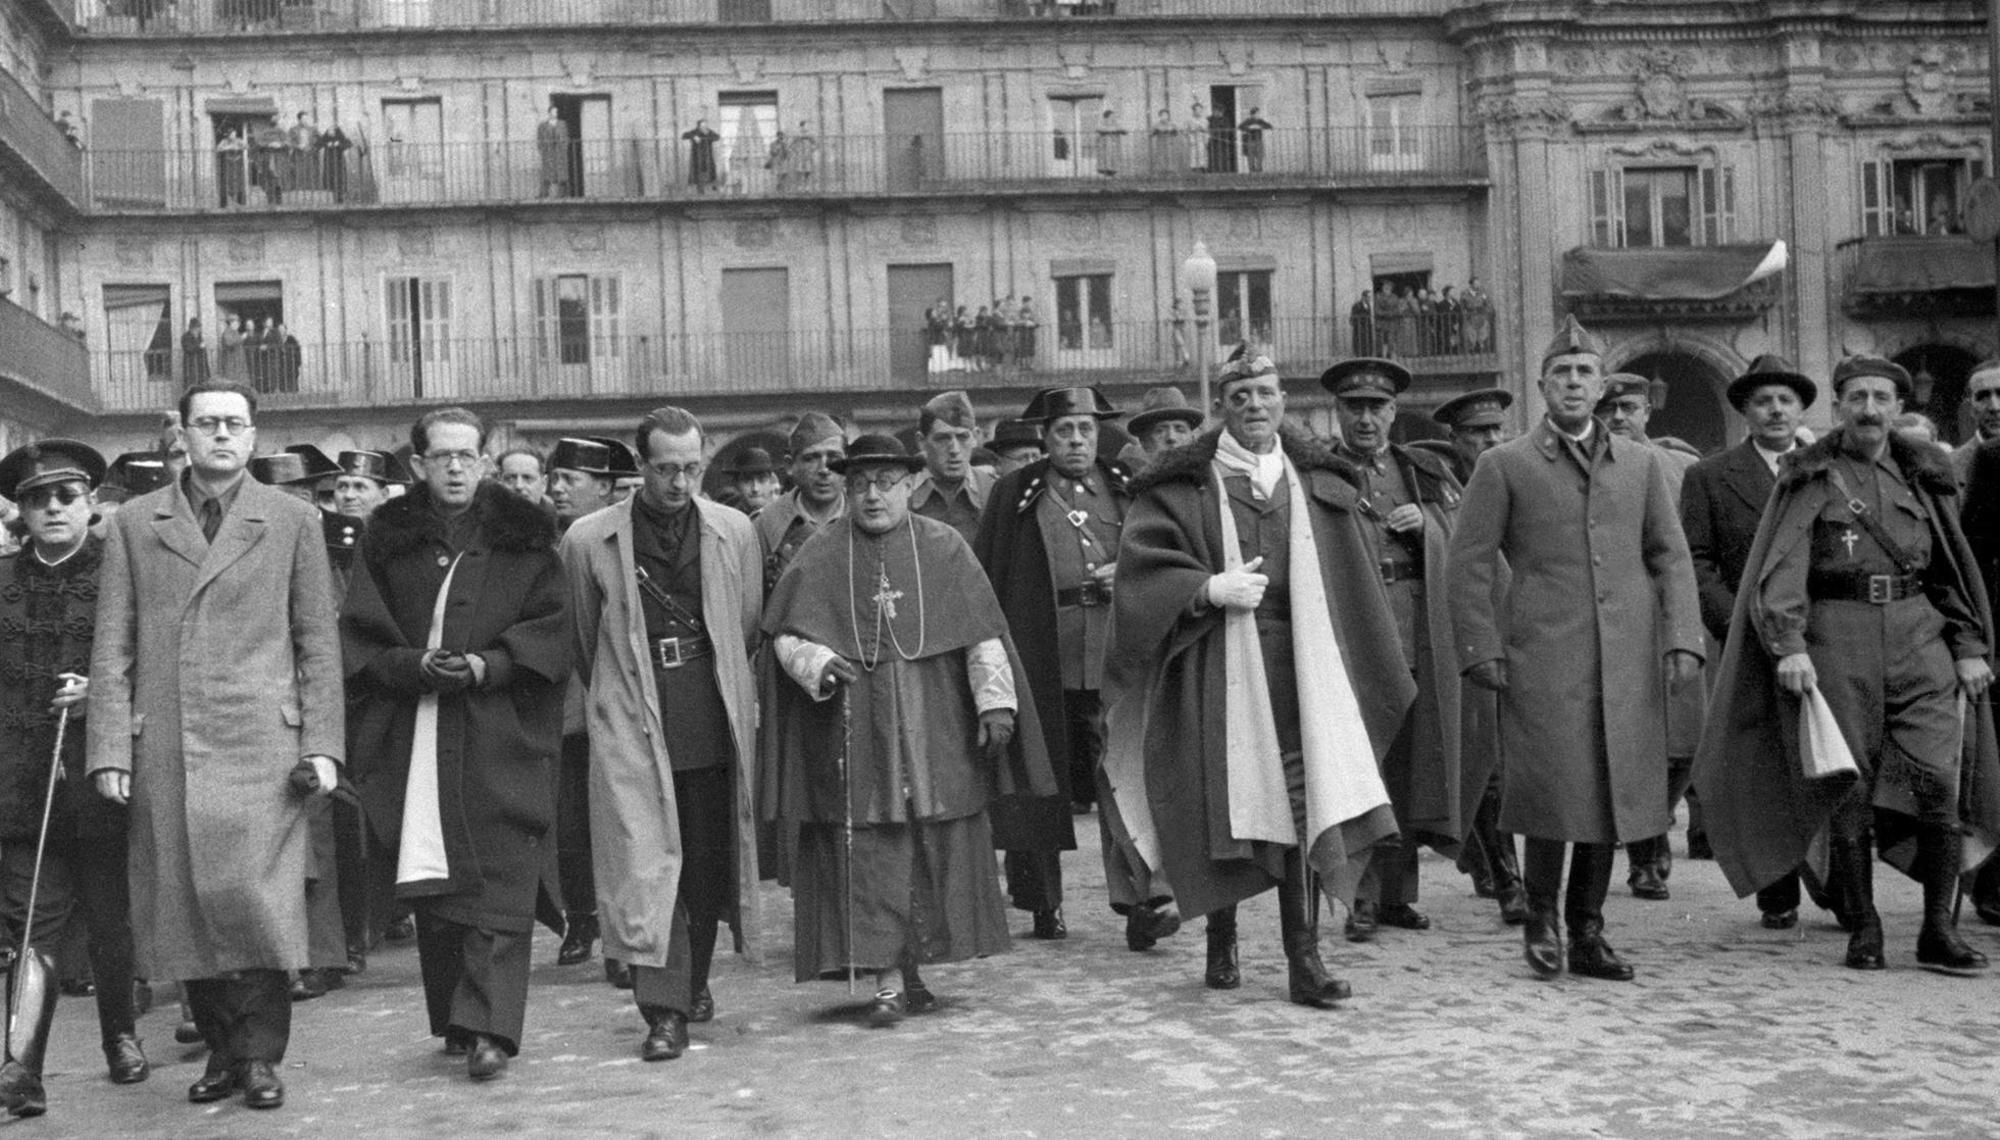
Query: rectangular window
386,276,453,399
1047,95,1103,179
1877,157,1979,235
380,98,445,203
1217,269,1272,348
1590,164,1734,247
103,283,173,388
717,91,778,194
1623,167,1694,248
533,275,623,369
1366,93,1423,172
1054,273,1113,352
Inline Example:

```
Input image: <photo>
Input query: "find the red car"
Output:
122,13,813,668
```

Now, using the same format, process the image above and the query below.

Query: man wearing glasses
88,380,345,1111
561,407,763,1063
342,407,572,1081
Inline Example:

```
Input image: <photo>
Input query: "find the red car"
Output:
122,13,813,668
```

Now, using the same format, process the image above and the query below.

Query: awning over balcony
1561,241,1787,303
1847,236,1994,296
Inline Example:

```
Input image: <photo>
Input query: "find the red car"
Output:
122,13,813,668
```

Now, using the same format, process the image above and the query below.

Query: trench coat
1447,420,1704,844
87,476,345,980
341,484,572,933
560,496,763,968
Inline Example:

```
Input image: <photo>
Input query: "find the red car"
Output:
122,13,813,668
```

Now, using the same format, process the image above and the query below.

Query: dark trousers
556,733,595,918
185,969,291,1065
0,830,137,1044
1066,689,1101,809
634,764,734,1015
1357,837,1421,909
332,797,371,951
1522,839,1614,932
413,910,531,1055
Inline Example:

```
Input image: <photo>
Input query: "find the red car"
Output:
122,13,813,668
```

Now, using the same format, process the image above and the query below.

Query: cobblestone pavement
18,813,2000,1139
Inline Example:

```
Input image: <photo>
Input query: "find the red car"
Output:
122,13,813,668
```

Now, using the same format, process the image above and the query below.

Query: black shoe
1124,903,1180,952
1344,899,1378,943
104,1032,149,1084
1917,923,1990,974
866,989,905,1028
1204,913,1241,990
1378,903,1430,931
1522,904,1563,978
240,1060,284,1109
384,915,416,943
1497,886,1530,926
442,1029,471,1057
1845,913,1886,971
0,1061,44,1118
1568,931,1636,981
1628,864,1669,901
558,913,599,966
641,1009,688,1061
605,959,633,990
187,1056,238,1104
1761,908,1799,930
1031,909,1067,940
467,1034,508,1081
689,985,715,1024
174,1018,203,1046
1685,830,1713,860
290,968,328,1002
344,942,368,976
904,983,940,1015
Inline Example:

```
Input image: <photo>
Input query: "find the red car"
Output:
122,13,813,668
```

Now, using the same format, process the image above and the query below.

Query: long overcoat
1447,420,1704,844
560,496,763,968
87,476,345,980
341,484,572,932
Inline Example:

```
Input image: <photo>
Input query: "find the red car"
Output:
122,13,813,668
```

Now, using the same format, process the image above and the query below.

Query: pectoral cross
874,565,903,621
1840,528,1860,559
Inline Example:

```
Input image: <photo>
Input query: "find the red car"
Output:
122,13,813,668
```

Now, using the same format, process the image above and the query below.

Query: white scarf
1214,428,1285,500
396,554,463,886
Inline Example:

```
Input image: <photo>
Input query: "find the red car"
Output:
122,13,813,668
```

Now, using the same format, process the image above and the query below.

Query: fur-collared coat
1695,429,2000,896
342,483,572,933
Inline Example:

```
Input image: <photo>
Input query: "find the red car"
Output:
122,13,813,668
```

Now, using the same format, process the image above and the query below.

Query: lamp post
1180,239,1218,410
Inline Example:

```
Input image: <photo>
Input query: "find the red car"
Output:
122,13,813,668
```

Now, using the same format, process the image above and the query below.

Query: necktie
199,497,223,543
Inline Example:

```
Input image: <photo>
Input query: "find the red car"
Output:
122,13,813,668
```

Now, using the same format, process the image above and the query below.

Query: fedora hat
1128,386,1205,434
1727,354,1817,412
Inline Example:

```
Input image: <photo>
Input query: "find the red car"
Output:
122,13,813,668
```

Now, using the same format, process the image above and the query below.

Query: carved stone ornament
1219,43,1254,78
113,238,152,269
729,54,765,84
397,75,423,93
226,235,265,265
899,215,938,245
397,229,435,259
563,59,595,89
1056,42,1094,81
893,47,930,82
1905,45,1955,119
1579,48,1744,131
1748,91,1844,125
1850,44,1983,122
565,226,605,253
736,219,776,248
1474,94,1570,128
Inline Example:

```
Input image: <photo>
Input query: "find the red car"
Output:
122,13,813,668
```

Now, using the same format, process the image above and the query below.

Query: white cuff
966,638,1016,715
774,634,839,702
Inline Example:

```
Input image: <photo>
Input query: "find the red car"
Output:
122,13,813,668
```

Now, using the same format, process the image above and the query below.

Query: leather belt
651,635,713,670
1379,560,1422,585
1056,580,1115,608
1807,571,1922,604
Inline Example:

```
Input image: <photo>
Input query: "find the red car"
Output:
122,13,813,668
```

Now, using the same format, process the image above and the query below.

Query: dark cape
341,483,573,933
1694,429,2000,897
972,455,1137,856
1105,427,1416,918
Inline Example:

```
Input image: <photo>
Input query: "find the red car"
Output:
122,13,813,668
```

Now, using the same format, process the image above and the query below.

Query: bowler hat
1128,386,1205,435
0,439,106,502
1831,354,1913,402
828,434,927,475
338,449,411,485
1726,355,1817,412
549,436,639,478
1021,386,1120,423
1320,357,1412,399
1432,388,1512,430
726,447,779,477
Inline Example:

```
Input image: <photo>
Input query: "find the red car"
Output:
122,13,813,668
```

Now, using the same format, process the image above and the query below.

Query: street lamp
1180,240,1218,409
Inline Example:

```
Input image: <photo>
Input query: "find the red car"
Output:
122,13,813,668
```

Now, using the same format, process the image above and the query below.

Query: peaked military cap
1539,314,1607,372
337,449,411,485
549,436,639,477
0,439,106,502
1128,386,1205,434
1320,357,1412,399
829,433,927,475
1432,388,1513,430
1022,386,1119,423
1727,354,1817,412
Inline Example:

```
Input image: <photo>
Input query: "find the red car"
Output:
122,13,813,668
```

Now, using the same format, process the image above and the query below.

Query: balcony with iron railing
1,301,98,413
0,67,86,208
93,315,1495,414
73,0,1458,35
83,125,1484,213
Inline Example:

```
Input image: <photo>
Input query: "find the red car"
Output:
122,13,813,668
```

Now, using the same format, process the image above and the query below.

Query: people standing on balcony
1206,105,1235,174
1147,110,1177,175
181,318,211,385
537,108,571,199
276,323,302,394
952,306,977,371
1096,107,1125,178
253,124,287,205
1437,286,1462,354
1414,288,1438,356
216,130,248,208
245,317,275,393
1461,276,1493,353
1238,108,1273,173
1350,292,1376,357
683,120,721,193
55,110,81,147
923,297,953,373
766,130,792,191
321,125,353,203
216,313,247,382
1185,103,1207,172
791,122,817,188
287,113,321,196
1015,296,1039,371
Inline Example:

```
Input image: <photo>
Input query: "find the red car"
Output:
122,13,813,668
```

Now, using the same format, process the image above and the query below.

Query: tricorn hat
337,449,411,485
0,439,106,503
828,433,927,475
1727,354,1817,412
1432,388,1513,430
1830,354,1913,402
1539,314,1607,372
549,436,639,478
1021,386,1119,423
281,443,341,482
1128,386,1206,435
1319,357,1413,400
250,449,337,487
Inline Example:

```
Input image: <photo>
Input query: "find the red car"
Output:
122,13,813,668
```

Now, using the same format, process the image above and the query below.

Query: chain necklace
846,521,927,671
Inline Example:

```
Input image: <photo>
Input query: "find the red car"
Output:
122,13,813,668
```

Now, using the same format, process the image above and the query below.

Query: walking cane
5,702,70,1077
839,686,856,997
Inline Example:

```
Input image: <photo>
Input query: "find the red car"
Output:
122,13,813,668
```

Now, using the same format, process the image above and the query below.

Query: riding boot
0,948,59,1117
1277,852,1348,1008
1203,906,1240,990
1915,823,1988,972
1838,831,1884,970
1564,844,1633,981
1490,825,1528,924
1519,838,1564,977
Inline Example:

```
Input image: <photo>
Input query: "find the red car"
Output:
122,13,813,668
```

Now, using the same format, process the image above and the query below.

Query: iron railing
83,125,1484,212
94,317,1494,413
0,302,97,411
73,0,1456,34
0,68,85,206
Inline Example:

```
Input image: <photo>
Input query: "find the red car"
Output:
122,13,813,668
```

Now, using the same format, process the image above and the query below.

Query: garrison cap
1319,357,1412,400
919,390,979,433
549,436,639,478
787,412,846,457
1727,355,1817,412
1127,386,1205,435
1539,314,1607,373
337,449,411,485
1432,388,1513,430
0,439,106,502
1831,354,1913,402
1214,343,1280,393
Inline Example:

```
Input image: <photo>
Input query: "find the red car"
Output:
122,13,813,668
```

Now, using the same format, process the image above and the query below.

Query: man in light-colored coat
560,407,762,1062
88,380,344,1111
1449,317,1704,984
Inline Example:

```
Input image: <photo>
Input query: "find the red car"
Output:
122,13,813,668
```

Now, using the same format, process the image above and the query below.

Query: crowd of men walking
2,315,1999,1119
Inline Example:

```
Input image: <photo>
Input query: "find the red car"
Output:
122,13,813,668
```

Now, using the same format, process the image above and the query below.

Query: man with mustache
1698,355,1998,975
